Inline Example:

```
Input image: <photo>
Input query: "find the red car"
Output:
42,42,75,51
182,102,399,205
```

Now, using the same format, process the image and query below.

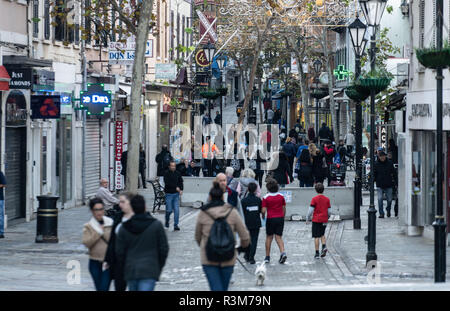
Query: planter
356,77,392,94
200,90,219,100
345,85,370,101
216,87,228,96
310,89,328,99
416,48,450,69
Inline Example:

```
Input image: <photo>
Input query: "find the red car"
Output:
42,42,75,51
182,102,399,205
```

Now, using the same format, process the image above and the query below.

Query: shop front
403,90,450,237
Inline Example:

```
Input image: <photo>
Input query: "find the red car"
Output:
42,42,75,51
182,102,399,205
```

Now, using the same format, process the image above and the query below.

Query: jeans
88,259,111,291
0,200,4,235
245,228,260,261
165,193,180,227
128,278,157,291
202,265,234,291
377,187,393,215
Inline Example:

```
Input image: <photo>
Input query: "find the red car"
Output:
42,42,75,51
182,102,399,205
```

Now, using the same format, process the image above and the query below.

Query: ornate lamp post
313,59,322,136
348,15,367,230
359,0,387,265
283,63,291,128
216,54,226,126
203,41,216,116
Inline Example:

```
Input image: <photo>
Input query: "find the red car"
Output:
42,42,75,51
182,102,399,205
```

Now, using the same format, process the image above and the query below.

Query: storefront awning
321,90,343,101
0,66,11,91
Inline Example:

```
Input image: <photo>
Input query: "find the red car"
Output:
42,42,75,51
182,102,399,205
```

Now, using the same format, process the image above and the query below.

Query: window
157,0,160,58
170,10,174,60
44,0,50,39
85,0,91,44
419,0,425,48
165,2,168,60
33,0,39,38
54,1,66,41
182,16,185,59
177,13,180,59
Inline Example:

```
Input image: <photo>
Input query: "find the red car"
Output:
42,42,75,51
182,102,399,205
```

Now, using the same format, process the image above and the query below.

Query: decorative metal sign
195,50,210,67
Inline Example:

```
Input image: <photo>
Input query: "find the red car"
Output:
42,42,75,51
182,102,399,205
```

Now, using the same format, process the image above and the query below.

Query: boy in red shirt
262,178,287,264
306,183,331,259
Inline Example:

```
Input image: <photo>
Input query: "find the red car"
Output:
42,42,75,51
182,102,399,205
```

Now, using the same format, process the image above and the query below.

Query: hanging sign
30,95,61,119
115,121,124,190
197,10,217,44
80,83,112,117
195,50,210,67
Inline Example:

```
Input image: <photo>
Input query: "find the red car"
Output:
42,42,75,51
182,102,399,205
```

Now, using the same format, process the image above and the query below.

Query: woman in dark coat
298,148,314,187
270,151,291,188
310,143,325,184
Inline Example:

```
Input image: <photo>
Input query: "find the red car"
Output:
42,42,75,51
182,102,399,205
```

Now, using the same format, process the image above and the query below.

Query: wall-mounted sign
195,50,210,67
333,65,349,81
155,63,177,80
115,121,124,190
407,90,450,131
32,69,55,91
80,83,112,117
31,95,60,119
6,90,27,126
5,67,32,89
380,125,387,150
108,40,154,64
60,94,72,114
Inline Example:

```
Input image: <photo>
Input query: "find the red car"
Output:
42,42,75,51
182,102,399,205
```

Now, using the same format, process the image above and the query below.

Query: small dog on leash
255,261,266,286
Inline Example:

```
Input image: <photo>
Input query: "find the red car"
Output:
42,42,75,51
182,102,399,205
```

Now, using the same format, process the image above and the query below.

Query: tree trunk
236,17,274,142
297,53,310,131
126,0,154,193
322,28,339,141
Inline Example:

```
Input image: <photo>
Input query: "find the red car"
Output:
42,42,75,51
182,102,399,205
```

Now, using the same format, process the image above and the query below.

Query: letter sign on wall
80,83,112,117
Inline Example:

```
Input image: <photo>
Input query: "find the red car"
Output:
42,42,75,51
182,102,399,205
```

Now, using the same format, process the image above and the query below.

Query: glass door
56,116,72,206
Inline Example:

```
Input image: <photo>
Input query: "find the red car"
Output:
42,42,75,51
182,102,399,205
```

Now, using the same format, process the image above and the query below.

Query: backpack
204,208,236,262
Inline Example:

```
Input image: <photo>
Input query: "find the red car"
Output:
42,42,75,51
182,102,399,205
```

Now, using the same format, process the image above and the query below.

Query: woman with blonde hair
236,168,262,199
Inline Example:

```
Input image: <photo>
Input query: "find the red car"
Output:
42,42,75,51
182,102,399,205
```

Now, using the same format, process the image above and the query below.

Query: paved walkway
0,187,448,290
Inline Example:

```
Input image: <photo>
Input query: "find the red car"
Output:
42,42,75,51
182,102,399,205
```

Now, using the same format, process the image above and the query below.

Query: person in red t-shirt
306,183,331,259
261,178,287,264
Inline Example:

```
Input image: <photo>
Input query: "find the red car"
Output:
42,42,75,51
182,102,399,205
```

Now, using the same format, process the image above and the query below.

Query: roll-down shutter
84,120,101,199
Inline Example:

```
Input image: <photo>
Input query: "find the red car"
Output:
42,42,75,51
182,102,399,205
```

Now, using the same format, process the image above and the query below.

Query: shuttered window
44,0,50,39
419,0,425,48
33,0,39,38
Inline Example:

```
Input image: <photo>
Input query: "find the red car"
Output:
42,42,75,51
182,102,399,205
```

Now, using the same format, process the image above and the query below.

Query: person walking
322,141,336,186
310,143,326,184
236,168,261,199
115,194,169,291
216,172,239,208
306,183,331,259
241,182,262,265
164,161,183,230
270,151,291,188
266,107,274,124
374,150,396,218
262,178,287,264
337,139,347,164
120,150,128,186
82,198,113,291
202,112,212,127
202,136,218,177
345,131,355,155
318,123,331,143
195,182,250,291
308,125,316,143
104,193,134,291
298,147,314,187
214,111,222,126
155,145,173,177
226,143,245,179
139,144,147,189
0,171,6,239
96,178,119,211
282,137,297,178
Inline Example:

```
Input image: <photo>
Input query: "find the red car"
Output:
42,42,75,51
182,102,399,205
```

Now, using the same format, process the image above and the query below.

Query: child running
306,183,331,259
262,178,287,264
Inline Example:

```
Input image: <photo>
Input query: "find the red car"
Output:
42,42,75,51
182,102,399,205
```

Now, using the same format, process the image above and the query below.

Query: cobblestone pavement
0,188,448,290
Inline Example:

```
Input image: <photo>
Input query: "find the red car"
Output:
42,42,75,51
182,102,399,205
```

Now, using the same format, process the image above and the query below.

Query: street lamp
283,63,291,128
313,59,322,137
203,41,216,115
359,0,387,266
348,15,367,230
216,54,226,126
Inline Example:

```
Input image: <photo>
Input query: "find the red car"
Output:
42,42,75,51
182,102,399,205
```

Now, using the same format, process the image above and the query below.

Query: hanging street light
359,0,388,27
203,41,216,64
216,54,226,127
348,15,367,230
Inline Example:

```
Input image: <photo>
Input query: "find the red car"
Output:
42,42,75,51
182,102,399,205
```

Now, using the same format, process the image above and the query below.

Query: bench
149,179,166,213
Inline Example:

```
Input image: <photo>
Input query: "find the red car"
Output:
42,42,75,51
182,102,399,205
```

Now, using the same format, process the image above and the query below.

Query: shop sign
380,125,387,150
108,41,153,64
195,50,210,67
6,67,32,89
32,69,55,91
155,63,177,80
80,83,112,117
31,95,61,119
60,94,73,114
115,121,123,190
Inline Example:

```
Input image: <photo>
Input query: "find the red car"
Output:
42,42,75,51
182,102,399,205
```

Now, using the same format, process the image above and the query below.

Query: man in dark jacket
155,145,173,177
374,150,396,218
318,123,331,142
139,144,147,188
164,161,184,230
241,182,262,264
115,194,169,291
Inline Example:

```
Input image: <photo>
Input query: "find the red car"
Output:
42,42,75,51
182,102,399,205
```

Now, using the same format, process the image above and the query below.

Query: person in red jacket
306,183,331,259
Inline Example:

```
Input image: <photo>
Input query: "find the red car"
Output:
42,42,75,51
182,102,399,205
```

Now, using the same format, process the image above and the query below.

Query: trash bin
35,195,60,243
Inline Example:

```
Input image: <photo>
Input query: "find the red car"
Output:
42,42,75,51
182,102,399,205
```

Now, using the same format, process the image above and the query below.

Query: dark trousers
88,259,111,291
114,278,127,291
255,172,264,188
140,169,147,188
245,228,260,261
203,159,212,177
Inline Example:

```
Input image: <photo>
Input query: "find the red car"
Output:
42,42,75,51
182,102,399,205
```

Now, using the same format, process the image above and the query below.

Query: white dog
255,261,266,286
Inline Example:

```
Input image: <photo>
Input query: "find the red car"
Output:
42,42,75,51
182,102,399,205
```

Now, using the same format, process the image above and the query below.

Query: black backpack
204,207,236,262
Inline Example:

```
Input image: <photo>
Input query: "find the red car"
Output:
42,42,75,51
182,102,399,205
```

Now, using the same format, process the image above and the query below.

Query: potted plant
356,68,393,95
416,41,450,69
345,83,370,101
199,89,219,100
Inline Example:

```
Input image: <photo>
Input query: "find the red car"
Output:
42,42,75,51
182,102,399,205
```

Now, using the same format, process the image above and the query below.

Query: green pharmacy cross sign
80,83,112,116
334,65,349,81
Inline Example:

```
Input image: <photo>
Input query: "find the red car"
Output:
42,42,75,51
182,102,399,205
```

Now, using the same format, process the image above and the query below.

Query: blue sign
80,84,112,117
61,95,71,104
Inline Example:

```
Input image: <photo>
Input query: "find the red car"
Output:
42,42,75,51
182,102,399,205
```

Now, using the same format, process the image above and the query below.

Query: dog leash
236,256,254,275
